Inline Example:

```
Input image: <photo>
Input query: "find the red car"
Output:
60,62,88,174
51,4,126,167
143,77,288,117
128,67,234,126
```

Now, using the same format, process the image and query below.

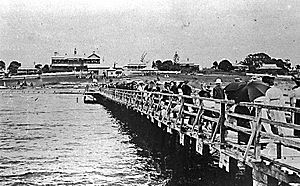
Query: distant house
256,64,282,75
232,63,249,72
123,62,147,71
17,67,40,75
106,67,117,77
178,61,195,67
177,60,199,72
51,50,101,72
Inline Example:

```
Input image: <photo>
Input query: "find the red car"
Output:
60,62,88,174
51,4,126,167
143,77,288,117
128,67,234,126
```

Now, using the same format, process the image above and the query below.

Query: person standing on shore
213,78,225,99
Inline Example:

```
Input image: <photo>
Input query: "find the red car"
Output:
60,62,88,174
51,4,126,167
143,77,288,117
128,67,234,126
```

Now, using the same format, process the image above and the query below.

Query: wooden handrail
98,88,300,162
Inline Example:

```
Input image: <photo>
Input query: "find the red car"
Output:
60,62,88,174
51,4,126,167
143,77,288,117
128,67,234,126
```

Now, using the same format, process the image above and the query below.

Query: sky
0,0,299,68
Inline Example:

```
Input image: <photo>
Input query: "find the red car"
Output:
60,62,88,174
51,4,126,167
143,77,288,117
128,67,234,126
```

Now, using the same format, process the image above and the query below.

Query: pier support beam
252,163,283,186
252,167,268,186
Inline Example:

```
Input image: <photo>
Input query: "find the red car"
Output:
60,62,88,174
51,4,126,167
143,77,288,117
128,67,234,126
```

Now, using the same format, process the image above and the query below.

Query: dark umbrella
225,81,270,102
224,82,247,92
242,81,270,102
224,82,247,102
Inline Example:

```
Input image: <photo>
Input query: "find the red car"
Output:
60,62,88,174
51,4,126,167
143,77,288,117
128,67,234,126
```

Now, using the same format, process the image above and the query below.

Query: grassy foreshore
1,73,296,93
0,75,91,88
100,73,295,93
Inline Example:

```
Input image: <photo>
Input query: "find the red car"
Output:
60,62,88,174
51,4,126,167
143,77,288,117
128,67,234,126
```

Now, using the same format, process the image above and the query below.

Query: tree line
0,60,50,75
211,53,292,74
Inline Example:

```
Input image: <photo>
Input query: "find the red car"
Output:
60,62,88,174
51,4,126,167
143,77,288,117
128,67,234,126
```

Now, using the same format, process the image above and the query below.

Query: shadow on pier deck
85,88,300,186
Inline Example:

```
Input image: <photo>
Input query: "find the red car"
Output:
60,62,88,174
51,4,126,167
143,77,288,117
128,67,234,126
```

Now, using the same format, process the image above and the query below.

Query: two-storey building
50,50,102,74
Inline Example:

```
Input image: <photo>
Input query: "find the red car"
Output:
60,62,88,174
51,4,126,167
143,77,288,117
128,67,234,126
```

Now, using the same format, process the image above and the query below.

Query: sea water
0,89,250,185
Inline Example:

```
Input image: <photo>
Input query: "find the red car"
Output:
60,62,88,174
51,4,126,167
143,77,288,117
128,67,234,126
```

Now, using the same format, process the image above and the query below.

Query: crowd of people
100,75,300,140
104,78,226,101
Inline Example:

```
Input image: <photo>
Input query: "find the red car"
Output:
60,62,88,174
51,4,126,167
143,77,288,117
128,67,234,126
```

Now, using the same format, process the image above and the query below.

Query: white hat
156,81,163,85
215,78,222,84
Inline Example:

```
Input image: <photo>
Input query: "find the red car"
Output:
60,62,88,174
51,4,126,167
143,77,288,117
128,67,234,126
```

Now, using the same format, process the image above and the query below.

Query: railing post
176,96,185,128
139,92,143,111
161,95,173,123
155,94,163,117
146,94,154,115
192,97,204,132
254,107,262,162
220,102,226,148
243,107,262,162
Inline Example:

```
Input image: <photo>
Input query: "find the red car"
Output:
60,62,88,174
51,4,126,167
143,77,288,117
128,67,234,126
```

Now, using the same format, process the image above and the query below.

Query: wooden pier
85,88,300,186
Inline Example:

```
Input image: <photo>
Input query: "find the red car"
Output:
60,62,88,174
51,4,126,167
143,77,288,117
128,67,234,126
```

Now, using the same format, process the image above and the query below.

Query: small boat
83,94,96,103
0,82,9,89
0,85,9,89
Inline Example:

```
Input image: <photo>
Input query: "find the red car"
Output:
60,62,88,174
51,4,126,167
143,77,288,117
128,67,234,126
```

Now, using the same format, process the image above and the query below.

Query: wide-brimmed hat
234,77,241,82
138,81,144,84
156,81,163,85
215,78,222,84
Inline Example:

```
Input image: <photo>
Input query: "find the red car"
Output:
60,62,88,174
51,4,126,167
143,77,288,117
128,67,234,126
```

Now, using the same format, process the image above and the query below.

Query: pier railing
96,88,300,184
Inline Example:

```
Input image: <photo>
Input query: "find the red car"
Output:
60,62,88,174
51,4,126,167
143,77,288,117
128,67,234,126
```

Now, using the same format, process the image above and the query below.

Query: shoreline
0,73,296,92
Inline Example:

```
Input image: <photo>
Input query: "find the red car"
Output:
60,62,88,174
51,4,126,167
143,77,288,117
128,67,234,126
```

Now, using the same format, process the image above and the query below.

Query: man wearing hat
137,81,144,91
181,80,195,125
213,78,225,99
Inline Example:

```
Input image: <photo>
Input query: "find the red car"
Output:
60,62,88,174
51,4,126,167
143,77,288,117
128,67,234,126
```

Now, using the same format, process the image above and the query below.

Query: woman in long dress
263,75,293,136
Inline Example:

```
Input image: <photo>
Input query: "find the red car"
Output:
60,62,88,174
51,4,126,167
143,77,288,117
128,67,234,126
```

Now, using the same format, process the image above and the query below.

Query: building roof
51,64,83,67
18,67,39,70
232,63,248,67
124,63,147,67
258,64,281,70
51,51,101,60
86,64,110,69
87,53,100,59
178,61,194,65
140,67,158,71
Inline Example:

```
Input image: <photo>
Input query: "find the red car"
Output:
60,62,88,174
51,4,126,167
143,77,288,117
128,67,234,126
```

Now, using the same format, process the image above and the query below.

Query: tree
35,64,43,69
218,59,233,72
271,58,291,70
42,64,50,73
173,51,180,63
160,60,173,70
0,60,5,70
241,53,271,72
153,60,162,68
8,61,21,74
212,61,218,69
152,61,156,68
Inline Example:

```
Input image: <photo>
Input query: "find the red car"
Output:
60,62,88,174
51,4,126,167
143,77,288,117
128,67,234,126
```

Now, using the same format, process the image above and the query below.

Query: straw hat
156,81,163,85
215,78,222,84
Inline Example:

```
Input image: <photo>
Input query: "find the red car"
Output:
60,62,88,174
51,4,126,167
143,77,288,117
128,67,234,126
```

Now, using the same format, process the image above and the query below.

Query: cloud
0,0,299,67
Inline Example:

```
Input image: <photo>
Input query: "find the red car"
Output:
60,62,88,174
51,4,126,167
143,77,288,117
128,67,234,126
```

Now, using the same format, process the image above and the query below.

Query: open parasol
225,81,270,102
